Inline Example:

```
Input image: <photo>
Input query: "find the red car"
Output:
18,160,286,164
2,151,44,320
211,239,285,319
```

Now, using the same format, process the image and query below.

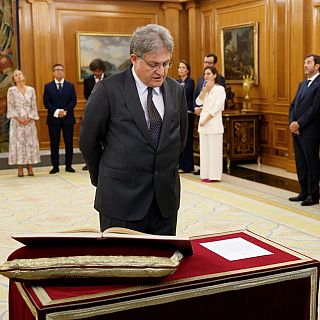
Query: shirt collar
55,79,64,85
95,74,104,80
308,73,319,82
131,67,160,95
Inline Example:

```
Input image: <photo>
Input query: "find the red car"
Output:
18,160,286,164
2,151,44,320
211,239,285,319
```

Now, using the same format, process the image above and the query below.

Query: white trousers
199,133,223,180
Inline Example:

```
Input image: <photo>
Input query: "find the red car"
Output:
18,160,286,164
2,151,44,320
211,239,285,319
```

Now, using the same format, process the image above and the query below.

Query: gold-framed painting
220,22,258,84
76,32,132,82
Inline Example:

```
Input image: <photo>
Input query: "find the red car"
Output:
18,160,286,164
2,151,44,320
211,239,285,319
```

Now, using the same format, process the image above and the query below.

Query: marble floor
0,163,319,319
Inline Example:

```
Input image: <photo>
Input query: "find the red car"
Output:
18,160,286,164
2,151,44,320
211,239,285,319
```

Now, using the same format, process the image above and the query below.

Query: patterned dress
7,86,40,165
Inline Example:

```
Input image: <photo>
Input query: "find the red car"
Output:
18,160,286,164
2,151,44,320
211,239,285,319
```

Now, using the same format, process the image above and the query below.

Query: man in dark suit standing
43,64,77,174
79,24,188,235
82,59,107,170
289,54,320,206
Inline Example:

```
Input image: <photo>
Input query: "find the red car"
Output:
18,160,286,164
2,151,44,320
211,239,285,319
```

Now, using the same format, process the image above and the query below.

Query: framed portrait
76,32,132,81
220,22,258,84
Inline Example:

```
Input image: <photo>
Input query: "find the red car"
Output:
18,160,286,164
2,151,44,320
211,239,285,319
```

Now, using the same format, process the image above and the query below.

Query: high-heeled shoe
18,171,24,177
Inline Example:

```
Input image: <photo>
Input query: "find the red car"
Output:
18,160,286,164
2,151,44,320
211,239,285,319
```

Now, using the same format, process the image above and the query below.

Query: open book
12,227,193,256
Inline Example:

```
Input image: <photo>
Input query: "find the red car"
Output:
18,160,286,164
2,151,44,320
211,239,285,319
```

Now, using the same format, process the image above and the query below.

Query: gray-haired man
80,24,188,235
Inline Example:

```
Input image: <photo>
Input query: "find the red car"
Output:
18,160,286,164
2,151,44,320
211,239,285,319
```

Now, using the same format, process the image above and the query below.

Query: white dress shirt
131,67,164,128
53,79,65,118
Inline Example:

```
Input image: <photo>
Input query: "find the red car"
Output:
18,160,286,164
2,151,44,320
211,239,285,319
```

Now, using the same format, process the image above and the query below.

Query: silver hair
130,24,174,57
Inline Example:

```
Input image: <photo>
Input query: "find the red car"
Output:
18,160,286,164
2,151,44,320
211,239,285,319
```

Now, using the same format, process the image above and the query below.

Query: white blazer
196,84,226,134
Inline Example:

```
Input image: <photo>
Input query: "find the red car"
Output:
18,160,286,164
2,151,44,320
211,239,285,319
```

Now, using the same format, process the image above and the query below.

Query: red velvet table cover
9,230,320,320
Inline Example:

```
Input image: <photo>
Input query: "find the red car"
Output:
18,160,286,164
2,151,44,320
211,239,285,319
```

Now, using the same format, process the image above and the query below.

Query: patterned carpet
0,164,319,319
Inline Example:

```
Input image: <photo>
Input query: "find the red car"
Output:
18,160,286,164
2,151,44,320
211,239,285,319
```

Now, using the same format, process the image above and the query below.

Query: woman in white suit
195,66,226,182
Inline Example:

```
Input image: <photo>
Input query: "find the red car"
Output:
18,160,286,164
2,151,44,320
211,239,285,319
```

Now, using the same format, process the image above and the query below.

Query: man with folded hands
288,54,320,206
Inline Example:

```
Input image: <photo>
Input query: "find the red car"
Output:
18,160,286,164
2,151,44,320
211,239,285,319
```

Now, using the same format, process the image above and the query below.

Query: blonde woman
7,70,40,177
195,66,226,182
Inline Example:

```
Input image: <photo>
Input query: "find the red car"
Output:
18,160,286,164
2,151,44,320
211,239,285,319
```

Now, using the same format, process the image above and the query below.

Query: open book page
103,227,145,235
12,228,193,256
56,227,145,236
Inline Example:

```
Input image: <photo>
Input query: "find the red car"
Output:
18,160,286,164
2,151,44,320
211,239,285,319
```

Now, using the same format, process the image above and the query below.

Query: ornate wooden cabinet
193,111,262,168
223,111,262,168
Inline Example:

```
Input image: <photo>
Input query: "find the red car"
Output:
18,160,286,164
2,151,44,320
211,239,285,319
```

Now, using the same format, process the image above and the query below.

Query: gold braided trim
0,251,183,280
44,266,318,320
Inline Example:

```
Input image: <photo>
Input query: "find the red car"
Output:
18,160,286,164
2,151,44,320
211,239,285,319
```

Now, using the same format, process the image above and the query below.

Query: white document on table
200,237,273,261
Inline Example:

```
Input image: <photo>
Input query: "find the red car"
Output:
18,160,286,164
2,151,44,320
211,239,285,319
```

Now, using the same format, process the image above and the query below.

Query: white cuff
53,109,61,118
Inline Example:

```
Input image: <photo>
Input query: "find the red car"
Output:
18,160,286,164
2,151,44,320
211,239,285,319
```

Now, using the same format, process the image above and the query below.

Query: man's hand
58,110,67,118
289,121,300,135
194,107,202,116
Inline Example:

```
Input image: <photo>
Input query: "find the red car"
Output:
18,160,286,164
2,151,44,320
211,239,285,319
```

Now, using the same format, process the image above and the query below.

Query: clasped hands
58,109,67,118
17,117,32,126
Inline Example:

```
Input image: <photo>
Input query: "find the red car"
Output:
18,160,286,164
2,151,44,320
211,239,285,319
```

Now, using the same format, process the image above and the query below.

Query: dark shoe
82,165,88,170
301,196,319,206
179,169,191,173
65,166,75,173
193,170,200,175
288,194,307,202
49,167,59,174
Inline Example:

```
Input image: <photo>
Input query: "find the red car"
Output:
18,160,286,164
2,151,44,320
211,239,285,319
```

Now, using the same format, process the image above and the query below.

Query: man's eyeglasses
139,56,173,70
53,68,64,72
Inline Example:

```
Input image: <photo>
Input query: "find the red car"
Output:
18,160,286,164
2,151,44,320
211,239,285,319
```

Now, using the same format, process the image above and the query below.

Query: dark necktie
147,87,162,146
57,83,62,90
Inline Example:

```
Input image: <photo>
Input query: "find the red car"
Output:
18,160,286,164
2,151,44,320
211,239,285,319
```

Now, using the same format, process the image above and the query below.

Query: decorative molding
186,2,200,11
27,0,52,4
161,3,183,11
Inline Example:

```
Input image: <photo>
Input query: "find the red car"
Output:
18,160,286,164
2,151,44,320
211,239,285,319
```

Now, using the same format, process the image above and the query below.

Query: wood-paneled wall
18,0,320,172
19,0,186,149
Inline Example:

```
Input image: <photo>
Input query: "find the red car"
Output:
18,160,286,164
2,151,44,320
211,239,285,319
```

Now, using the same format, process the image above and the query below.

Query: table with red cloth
9,230,319,320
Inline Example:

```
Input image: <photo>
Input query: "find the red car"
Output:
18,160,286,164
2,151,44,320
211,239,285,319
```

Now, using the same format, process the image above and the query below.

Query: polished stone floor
0,162,319,319
225,164,300,193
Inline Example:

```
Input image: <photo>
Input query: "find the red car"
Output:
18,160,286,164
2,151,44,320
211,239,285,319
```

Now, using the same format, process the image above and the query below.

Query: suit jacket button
154,171,158,176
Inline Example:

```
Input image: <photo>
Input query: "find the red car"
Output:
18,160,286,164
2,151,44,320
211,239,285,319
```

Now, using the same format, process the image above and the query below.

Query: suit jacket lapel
157,79,173,150
298,76,319,102
89,77,95,92
297,80,309,102
119,69,154,146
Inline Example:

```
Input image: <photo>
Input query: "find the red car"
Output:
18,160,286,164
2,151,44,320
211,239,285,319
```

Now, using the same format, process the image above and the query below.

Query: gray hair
130,24,174,58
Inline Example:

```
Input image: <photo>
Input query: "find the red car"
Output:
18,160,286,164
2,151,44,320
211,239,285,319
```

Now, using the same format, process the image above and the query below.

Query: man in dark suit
82,59,107,170
43,64,77,174
193,53,226,175
79,24,188,235
83,58,107,100
288,54,320,206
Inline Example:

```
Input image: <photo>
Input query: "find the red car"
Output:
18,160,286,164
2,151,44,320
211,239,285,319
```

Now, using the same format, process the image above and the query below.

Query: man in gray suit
79,24,188,235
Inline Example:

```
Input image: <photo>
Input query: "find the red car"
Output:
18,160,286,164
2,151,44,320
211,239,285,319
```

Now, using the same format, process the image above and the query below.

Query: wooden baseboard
261,154,296,173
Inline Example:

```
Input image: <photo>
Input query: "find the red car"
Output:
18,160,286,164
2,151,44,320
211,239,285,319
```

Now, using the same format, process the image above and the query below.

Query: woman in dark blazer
177,60,195,173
